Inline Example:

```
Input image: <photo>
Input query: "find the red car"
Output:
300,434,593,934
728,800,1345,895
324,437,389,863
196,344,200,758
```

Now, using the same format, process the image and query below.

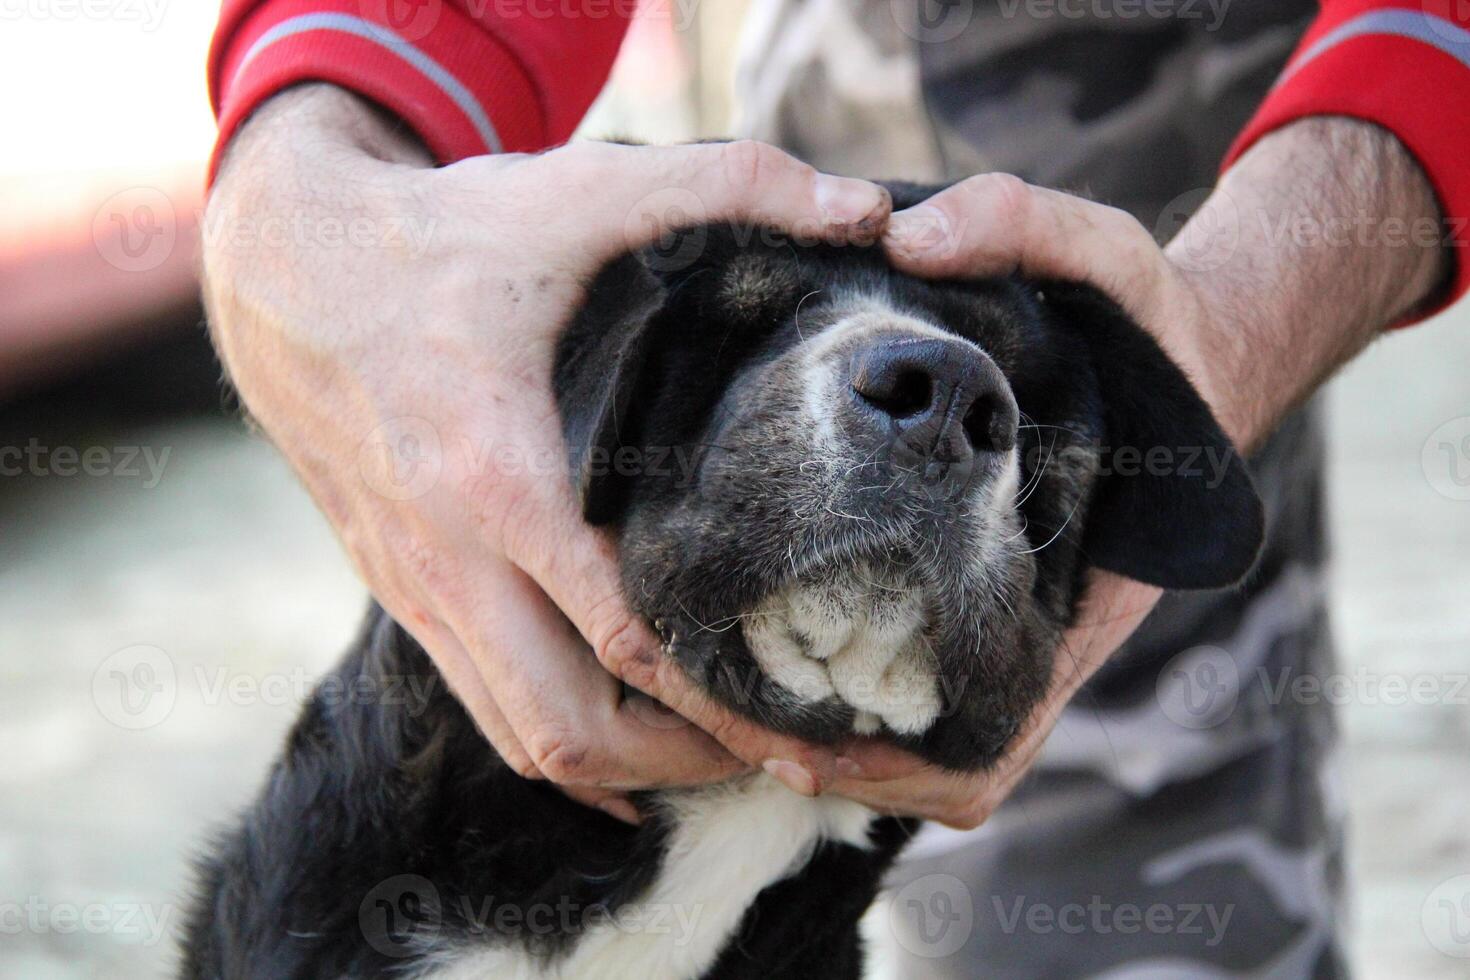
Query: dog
181,180,1263,979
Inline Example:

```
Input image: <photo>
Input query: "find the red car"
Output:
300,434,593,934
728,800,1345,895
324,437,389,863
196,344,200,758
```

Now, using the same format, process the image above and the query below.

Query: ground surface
2,307,1467,978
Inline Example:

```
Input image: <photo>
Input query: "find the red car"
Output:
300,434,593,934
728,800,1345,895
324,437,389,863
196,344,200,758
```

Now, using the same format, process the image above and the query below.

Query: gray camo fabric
732,2,1344,977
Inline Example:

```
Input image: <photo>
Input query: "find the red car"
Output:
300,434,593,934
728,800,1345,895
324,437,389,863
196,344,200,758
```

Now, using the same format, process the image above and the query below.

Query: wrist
1163,116,1448,452
211,84,433,212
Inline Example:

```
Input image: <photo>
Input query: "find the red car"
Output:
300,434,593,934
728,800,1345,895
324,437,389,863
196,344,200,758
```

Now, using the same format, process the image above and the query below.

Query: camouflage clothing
733,2,1344,976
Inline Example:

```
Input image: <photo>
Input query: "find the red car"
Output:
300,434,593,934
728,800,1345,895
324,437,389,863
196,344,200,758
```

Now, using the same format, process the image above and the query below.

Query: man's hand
203,85,893,820
829,116,1448,827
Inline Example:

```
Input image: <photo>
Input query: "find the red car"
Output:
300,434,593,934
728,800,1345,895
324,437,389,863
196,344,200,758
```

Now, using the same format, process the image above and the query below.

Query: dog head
554,183,1262,770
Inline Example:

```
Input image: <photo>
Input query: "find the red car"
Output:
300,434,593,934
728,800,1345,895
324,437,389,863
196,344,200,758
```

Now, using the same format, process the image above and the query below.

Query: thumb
882,173,1162,321
542,140,892,263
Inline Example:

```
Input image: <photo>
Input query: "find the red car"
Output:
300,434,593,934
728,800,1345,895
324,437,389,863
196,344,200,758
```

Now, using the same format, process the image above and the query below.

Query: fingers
445,561,746,790
884,173,1163,320
499,474,840,795
423,626,649,824
538,140,893,261
632,655,841,796
829,728,1048,829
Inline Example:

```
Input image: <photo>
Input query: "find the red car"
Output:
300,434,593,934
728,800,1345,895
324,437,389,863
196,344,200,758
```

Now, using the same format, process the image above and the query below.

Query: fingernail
835,756,863,778
886,205,951,258
763,758,819,797
815,174,888,227
597,798,643,826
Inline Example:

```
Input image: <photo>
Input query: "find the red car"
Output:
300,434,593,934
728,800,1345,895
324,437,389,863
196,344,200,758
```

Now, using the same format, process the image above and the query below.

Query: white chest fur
415,775,875,980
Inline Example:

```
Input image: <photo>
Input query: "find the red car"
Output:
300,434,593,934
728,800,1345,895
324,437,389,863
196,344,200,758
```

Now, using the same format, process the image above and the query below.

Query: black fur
183,180,1262,978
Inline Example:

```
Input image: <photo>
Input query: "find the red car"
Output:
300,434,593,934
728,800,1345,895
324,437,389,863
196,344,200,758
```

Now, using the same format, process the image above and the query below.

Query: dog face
555,186,1262,770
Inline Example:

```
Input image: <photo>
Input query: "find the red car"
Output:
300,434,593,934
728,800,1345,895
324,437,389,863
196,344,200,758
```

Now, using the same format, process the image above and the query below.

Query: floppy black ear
553,253,667,525
1041,281,1264,589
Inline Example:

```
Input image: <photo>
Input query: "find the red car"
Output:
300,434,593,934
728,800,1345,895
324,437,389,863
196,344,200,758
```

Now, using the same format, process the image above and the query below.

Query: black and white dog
182,181,1262,979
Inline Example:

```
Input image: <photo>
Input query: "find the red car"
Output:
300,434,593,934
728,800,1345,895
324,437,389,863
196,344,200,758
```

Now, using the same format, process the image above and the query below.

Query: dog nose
848,336,1019,463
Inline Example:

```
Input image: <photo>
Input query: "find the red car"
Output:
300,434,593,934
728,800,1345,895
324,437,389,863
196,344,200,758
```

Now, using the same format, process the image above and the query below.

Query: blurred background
1,2,1466,977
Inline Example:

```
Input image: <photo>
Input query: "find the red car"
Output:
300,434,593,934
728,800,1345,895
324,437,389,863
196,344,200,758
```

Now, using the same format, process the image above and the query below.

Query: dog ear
554,253,667,525
1040,281,1264,589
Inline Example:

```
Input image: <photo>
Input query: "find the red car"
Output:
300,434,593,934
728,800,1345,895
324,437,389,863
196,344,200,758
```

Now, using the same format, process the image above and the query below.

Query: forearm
1173,117,1449,451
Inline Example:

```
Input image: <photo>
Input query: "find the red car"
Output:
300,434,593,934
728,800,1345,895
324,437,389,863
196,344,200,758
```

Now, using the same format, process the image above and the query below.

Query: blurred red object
0,167,203,402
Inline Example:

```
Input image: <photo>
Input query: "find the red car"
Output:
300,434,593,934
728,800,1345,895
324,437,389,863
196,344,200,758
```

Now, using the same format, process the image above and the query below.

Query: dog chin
741,559,944,738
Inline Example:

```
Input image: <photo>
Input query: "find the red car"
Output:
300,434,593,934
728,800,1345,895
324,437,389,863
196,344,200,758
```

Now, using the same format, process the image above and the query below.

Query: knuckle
699,707,746,748
944,797,994,831
1107,207,1157,254
595,613,659,689
503,747,545,781
961,172,1033,226
715,140,801,199
524,727,599,784
396,529,458,604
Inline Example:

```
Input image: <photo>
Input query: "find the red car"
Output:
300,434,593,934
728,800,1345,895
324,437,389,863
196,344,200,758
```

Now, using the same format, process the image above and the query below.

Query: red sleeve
1223,0,1470,319
206,0,632,183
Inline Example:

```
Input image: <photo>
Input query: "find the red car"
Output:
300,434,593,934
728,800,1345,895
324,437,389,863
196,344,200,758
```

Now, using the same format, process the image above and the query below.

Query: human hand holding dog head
810,174,1225,826
203,85,893,820
838,113,1447,824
